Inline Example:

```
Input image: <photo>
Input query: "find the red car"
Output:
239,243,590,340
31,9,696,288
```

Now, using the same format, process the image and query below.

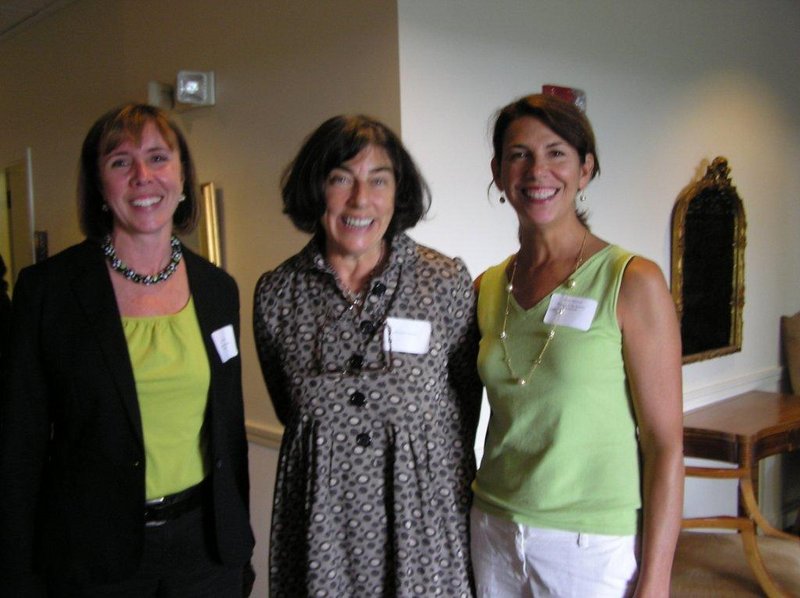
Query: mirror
671,157,746,364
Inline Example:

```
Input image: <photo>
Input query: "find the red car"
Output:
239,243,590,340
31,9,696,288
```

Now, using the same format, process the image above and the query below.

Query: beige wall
0,0,401,433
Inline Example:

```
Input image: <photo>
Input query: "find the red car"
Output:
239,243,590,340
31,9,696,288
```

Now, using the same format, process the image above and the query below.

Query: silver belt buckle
145,495,168,527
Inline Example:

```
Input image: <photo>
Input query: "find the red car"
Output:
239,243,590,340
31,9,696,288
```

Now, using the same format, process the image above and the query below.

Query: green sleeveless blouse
474,245,641,535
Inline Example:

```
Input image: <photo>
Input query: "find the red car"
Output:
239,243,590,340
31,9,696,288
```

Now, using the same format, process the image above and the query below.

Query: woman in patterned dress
253,115,483,597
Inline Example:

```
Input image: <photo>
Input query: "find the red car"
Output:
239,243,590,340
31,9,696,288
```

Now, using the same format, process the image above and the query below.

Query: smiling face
493,116,594,231
321,144,396,262
98,121,184,241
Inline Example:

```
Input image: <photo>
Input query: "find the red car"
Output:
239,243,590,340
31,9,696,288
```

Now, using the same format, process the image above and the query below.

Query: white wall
397,0,800,525
398,0,800,400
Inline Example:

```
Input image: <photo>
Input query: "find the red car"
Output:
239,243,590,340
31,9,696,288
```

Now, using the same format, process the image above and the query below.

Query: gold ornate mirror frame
671,157,746,364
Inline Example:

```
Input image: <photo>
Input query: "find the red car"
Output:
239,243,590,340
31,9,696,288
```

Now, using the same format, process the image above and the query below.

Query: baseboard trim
682,366,783,412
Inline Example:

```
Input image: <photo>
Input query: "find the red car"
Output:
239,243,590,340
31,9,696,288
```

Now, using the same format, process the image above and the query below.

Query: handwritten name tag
543,293,598,331
383,317,432,355
211,324,239,363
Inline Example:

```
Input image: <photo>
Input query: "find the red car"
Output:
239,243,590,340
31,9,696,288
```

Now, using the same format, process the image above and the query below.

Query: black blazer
0,240,254,594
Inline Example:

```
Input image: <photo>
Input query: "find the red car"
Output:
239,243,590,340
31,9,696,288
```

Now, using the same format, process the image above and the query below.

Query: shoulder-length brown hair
77,103,198,240
490,93,600,226
281,115,430,237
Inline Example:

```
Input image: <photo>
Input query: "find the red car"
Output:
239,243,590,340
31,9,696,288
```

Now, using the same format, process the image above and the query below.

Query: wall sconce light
176,70,215,106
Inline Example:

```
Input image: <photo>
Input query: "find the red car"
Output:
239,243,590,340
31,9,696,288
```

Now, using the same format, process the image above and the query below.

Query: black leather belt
144,479,208,527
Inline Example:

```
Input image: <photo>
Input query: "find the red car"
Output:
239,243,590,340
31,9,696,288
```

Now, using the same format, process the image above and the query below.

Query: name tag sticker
384,317,431,355
211,324,239,363
543,294,598,331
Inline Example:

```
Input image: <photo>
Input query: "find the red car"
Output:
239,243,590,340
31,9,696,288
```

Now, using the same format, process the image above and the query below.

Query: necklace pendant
516,378,526,386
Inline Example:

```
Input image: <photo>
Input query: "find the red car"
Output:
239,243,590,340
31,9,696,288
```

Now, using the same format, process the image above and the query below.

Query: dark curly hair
77,103,198,240
281,115,430,237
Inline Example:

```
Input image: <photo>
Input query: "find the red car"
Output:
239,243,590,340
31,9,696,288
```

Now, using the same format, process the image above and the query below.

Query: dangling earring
178,193,186,203
577,189,586,203
499,195,506,204
101,203,109,212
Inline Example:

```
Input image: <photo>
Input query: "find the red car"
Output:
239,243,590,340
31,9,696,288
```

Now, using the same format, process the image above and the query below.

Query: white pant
470,507,638,598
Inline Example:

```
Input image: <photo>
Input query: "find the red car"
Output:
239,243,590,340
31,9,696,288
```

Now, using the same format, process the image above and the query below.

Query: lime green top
123,297,210,499
474,245,641,535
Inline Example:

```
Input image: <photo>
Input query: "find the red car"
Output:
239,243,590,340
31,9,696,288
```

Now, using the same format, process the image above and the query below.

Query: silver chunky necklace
102,235,182,285
499,229,588,386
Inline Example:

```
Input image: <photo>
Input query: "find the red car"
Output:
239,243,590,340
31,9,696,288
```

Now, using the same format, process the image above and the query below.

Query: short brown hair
77,103,198,240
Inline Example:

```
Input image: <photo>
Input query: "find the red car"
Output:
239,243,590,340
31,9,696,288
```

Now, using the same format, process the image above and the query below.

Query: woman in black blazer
0,104,254,597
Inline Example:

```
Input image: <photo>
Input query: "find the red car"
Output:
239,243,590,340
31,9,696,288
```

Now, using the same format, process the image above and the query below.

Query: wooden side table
684,390,800,529
681,390,800,596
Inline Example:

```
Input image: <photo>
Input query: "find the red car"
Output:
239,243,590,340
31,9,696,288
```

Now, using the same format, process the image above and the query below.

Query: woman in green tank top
470,93,683,597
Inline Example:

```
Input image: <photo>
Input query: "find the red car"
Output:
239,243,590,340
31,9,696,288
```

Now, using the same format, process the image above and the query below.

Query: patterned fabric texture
253,233,482,597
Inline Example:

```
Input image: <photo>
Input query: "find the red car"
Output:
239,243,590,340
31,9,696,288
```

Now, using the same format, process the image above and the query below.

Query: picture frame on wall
198,182,222,267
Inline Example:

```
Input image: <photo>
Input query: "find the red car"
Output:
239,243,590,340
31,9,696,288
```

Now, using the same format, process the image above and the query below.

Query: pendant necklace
336,242,386,312
102,235,182,285
500,229,588,386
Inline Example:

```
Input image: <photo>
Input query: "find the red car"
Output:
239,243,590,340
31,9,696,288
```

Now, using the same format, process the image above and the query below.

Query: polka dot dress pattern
254,234,482,597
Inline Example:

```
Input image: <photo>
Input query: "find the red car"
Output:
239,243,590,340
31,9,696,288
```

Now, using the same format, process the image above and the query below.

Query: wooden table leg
740,476,800,542
739,524,791,598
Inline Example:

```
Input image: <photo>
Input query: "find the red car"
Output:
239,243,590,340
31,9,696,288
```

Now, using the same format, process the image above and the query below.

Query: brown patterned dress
253,233,482,597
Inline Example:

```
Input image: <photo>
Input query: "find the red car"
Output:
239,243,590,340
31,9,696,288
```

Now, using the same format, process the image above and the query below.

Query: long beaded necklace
102,235,182,285
499,229,588,386
315,241,394,378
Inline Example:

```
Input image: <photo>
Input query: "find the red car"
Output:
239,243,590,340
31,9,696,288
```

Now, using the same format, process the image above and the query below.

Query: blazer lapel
70,242,144,444
183,250,224,395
